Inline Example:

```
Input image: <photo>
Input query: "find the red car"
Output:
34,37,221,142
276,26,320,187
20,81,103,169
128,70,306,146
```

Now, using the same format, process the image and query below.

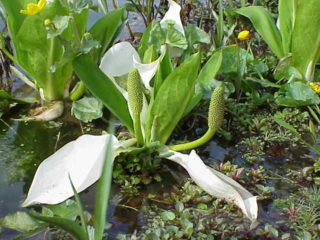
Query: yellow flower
237,30,251,41
309,82,320,95
20,0,46,16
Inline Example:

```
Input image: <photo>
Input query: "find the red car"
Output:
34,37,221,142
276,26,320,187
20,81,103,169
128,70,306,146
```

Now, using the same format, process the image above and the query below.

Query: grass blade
93,130,114,240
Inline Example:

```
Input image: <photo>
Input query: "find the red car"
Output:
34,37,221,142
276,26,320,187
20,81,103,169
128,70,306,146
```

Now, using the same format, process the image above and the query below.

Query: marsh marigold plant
20,0,46,16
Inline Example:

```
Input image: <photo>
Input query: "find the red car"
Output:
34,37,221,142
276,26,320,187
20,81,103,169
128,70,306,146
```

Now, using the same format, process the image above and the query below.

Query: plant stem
133,113,144,146
169,129,215,151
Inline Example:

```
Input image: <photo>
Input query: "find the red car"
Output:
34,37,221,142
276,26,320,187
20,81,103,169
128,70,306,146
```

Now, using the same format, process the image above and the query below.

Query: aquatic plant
236,0,320,82
0,0,125,120
21,1,258,232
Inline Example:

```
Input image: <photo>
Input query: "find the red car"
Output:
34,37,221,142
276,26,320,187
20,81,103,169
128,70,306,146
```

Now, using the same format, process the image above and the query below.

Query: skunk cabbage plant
236,0,320,82
23,0,258,222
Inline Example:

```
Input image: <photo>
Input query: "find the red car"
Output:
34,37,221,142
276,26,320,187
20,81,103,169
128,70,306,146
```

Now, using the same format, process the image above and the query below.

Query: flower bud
237,30,251,41
44,19,51,27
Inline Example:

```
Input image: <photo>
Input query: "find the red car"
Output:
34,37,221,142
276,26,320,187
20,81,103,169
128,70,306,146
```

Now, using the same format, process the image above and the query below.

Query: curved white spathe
160,0,185,36
99,42,160,94
166,150,258,222
22,134,119,207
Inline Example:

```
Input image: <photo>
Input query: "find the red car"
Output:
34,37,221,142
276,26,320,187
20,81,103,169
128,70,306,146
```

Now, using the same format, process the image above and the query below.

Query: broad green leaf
45,199,79,220
185,24,210,46
184,50,222,115
275,81,320,106
236,6,284,58
71,96,103,123
138,21,156,57
73,54,134,133
278,0,296,54
0,212,44,233
89,7,125,63
94,134,114,240
30,211,89,240
1,0,88,101
220,46,253,74
145,53,201,144
291,0,320,81
153,49,173,97
197,50,222,86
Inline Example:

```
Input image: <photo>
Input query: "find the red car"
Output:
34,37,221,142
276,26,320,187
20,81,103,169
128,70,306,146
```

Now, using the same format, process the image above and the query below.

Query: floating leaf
71,96,103,122
0,212,44,233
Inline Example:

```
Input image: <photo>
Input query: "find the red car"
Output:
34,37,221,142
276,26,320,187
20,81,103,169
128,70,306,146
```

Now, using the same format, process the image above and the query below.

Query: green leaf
236,6,284,58
184,50,222,115
220,46,253,74
44,199,79,220
0,212,44,233
1,0,88,101
160,211,176,221
185,24,210,46
291,0,320,80
145,53,201,144
29,211,88,240
94,133,114,240
138,21,156,57
71,96,103,122
275,81,320,106
73,54,134,133
89,7,126,63
46,16,71,39
197,50,222,86
278,0,295,54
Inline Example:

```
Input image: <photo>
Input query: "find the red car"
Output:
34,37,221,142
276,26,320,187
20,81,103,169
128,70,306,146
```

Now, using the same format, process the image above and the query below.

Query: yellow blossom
309,82,320,95
237,30,251,41
20,0,46,16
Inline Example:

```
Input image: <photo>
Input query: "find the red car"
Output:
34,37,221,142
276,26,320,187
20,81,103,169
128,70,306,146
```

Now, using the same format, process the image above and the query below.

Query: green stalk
46,37,56,101
133,113,144,146
69,81,86,101
169,129,215,151
169,86,225,152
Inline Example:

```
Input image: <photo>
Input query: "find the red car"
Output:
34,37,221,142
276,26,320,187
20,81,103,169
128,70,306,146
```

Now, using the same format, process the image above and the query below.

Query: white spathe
165,150,258,222
160,0,185,36
99,42,160,96
22,134,258,222
22,134,119,207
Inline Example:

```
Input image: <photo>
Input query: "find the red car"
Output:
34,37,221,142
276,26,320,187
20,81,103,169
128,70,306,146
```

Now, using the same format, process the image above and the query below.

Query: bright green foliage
71,96,103,123
278,0,295,54
89,8,126,63
236,6,284,58
1,0,88,101
73,54,134,133
145,53,201,144
208,87,225,132
236,1,320,81
291,0,320,81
